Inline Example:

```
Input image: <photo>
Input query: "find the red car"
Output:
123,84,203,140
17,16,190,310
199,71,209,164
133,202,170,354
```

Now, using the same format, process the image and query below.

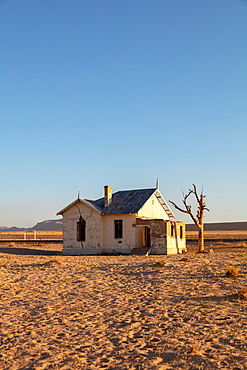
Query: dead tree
169,184,209,253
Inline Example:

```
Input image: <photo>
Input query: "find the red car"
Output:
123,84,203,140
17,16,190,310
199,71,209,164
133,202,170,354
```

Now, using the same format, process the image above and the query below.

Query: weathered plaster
136,218,186,255
166,221,186,254
102,214,136,253
62,201,101,252
137,194,169,220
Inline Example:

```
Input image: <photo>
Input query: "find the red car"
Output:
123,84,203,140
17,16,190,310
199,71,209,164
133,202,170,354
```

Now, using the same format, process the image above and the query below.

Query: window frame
180,225,183,239
77,216,86,242
114,219,123,239
170,223,174,237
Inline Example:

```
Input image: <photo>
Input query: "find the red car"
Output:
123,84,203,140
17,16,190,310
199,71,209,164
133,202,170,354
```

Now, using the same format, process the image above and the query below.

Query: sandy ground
1,243,247,370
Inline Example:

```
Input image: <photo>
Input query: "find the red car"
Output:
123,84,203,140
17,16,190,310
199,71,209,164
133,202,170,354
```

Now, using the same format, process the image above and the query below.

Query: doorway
142,226,151,248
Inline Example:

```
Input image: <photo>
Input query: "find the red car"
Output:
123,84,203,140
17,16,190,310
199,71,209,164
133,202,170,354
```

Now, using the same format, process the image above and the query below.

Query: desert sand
1,242,247,370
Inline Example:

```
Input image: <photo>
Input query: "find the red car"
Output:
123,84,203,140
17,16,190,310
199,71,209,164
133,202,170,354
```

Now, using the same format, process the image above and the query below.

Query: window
77,216,86,241
180,225,183,239
170,223,174,237
114,220,123,239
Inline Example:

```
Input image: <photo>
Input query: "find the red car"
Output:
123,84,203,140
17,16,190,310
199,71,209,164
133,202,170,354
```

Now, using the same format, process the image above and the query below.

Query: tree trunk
169,184,209,253
198,224,204,252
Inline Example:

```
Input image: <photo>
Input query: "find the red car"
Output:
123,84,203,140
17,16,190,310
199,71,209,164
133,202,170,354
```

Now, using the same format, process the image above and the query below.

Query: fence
0,230,63,241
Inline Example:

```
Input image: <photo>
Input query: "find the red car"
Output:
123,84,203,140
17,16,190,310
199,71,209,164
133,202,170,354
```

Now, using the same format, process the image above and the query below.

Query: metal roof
57,188,175,218
86,188,156,214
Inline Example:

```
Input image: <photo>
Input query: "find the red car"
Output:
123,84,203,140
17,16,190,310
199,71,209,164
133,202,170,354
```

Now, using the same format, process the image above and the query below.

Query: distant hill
186,222,247,231
0,219,63,232
30,219,63,231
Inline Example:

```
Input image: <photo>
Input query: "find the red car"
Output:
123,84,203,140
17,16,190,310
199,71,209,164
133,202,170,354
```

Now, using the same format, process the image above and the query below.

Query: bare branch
169,199,199,226
186,209,199,226
169,200,189,214
184,189,193,203
192,184,200,203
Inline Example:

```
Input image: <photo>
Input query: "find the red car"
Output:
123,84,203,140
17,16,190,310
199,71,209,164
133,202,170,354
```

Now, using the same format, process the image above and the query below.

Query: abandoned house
57,185,186,255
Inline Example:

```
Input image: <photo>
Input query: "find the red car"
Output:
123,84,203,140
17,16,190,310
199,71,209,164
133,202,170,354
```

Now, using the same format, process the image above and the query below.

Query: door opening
142,226,151,248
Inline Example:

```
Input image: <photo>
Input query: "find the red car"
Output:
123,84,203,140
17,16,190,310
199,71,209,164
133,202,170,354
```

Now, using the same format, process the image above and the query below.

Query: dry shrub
218,241,226,245
44,259,66,265
226,267,239,277
180,256,190,262
9,242,16,247
189,345,198,354
238,288,247,300
154,268,162,273
155,260,165,266
237,242,247,248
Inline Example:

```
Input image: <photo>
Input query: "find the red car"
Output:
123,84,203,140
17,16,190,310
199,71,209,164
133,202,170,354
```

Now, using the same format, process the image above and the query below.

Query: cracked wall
62,202,101,252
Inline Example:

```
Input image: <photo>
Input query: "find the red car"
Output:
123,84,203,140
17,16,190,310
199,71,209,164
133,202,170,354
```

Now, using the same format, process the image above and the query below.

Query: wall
135,218,186,255
136,218,167,253
62,201,101,255
102,214,136,253
62,206,137,255
137,193,170,220
166,221,186,254
150,220,167,254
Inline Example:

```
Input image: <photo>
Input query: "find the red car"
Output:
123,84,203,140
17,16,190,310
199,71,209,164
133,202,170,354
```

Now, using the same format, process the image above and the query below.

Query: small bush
9,242,16,247
155,260,165,266
218,241,226,245
238,288,247,300
44,259,65,265
226,267,239,277
237,242,246,248
189,345,198,354
154,268,162,273
180,256,190,262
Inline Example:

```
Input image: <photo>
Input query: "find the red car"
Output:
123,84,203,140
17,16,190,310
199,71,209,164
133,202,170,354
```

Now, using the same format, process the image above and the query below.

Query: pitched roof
86,188,156,214
57,187,175,218
57,198,102,215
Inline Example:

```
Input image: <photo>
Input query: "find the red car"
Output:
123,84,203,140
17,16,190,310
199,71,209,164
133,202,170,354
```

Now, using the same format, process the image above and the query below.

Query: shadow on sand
0,247,61,256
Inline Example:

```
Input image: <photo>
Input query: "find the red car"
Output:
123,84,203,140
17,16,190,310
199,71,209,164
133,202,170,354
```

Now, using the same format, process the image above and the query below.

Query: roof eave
154,189,176,218
57,198,102,216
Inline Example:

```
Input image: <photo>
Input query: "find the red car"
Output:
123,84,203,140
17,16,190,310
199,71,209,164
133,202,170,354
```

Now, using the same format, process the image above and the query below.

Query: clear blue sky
1,0,247,227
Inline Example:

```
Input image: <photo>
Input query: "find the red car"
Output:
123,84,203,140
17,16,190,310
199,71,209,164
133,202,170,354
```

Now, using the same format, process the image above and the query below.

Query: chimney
104,185,112,207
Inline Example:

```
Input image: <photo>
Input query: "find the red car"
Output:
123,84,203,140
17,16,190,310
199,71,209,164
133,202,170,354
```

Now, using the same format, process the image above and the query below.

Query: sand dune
1,243,247,369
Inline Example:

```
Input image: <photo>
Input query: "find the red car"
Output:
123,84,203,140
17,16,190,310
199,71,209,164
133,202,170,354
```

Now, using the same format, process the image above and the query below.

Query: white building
57,185,186,255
